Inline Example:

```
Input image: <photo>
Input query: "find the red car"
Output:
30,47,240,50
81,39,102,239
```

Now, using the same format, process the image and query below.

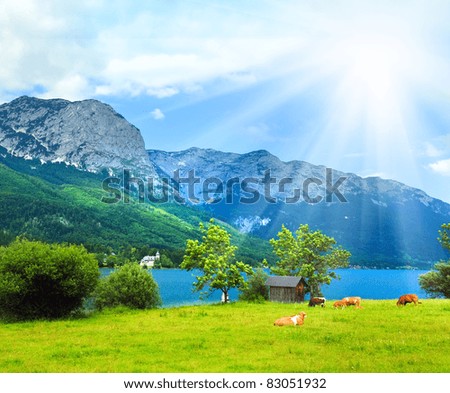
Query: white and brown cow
274,312,307,327
309,297,326,307
342,296,362,308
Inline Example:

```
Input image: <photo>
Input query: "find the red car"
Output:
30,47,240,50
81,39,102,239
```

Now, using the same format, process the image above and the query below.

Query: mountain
0,96,154,174
0,96,448,269
149,147,450,268
0,97,270,265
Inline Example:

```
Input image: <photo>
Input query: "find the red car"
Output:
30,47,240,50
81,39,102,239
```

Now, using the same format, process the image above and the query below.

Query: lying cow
309,297,326,307
342,296,362,308
333,300,347,309
397,294,422,306
274,311,307,327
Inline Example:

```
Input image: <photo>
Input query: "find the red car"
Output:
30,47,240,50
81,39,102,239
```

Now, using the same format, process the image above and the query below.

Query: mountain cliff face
0,96,154,174
149,147,450,267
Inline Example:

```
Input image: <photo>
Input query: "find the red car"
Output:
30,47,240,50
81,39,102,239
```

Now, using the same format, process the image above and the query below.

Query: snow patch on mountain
234,216,271,234
371,198,388,208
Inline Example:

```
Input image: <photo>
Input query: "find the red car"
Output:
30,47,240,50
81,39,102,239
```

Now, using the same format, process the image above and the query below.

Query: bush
419,225,450,298
94,263,162,310
419,261,450,298
239,268,269,302
0,240,99,320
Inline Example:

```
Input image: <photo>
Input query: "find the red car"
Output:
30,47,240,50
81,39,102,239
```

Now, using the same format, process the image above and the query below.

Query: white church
139,251,160,268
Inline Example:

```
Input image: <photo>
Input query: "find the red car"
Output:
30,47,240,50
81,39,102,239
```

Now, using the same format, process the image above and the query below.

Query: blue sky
1,0,449,202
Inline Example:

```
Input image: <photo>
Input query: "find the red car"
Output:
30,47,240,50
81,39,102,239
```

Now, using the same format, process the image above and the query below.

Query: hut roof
266,276,304,288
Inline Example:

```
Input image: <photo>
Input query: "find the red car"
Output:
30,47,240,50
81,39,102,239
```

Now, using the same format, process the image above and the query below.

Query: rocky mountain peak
0,96,154,174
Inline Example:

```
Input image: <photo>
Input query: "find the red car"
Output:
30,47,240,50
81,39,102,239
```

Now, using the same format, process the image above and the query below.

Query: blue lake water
100,268,430,308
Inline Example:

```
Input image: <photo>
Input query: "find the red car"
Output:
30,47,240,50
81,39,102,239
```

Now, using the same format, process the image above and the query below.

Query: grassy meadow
0,299,449,373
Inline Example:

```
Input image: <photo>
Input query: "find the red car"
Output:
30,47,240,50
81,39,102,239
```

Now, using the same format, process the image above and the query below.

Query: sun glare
304,28,424,186
350,41,395,101
336,34,407,112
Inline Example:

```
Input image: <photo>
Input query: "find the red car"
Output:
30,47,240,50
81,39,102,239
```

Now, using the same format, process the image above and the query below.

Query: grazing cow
342,296,362,308
333,300,347,309
274,312,307,327
309,297,326,307
397,294,422,306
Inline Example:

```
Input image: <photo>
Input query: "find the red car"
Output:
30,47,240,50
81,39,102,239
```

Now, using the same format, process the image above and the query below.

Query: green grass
1,300,449,373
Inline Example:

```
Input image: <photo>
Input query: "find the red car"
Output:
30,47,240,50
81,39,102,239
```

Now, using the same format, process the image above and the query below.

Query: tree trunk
222,289,229,303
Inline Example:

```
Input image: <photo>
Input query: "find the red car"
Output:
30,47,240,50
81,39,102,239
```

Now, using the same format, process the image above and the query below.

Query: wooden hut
266,276,306,303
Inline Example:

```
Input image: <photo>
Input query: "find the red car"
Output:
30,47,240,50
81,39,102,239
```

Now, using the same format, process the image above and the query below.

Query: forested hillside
0,149,271,266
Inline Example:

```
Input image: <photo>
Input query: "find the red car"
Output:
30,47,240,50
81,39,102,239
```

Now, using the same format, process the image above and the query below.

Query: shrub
94,263,162,310
0,240,99,320
239,268,269,302
419,225,450,298
419,261,450,298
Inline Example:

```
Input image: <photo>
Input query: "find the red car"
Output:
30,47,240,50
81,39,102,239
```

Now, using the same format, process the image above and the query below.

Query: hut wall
270,287,297,303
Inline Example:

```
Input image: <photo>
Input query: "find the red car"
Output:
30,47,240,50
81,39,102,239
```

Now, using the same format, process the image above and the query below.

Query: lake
100,268,430,308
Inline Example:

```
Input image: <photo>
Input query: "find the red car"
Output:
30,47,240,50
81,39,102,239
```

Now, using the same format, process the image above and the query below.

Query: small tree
270,224,351,297
158,254,174,269
419,262,450,298
419,223,450,298
181,220,253,303
0,240,98,320
438,223,450,252
239,267,269,302
95,263,162,310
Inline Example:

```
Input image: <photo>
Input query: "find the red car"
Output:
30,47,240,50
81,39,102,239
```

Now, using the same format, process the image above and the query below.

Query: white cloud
41,74,91,101
150,108,165,120
429,159,450,176
0,1,316,100
1,0,450,106
423,142,444,158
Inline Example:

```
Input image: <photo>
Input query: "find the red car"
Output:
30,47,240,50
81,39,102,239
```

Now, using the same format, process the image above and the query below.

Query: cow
333,300,347,309
309,297,326,307
397,294,422,306
274,311,307,327
342,296,362,308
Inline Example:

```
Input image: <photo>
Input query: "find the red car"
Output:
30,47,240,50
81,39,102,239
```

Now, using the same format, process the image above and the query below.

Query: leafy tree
419,262,450,298
239,267,269,302
419,223,450,298
159,254,174,268
438,223,450,252
180,220,253,303
94,263,162,310
0,239,98,320
270,224,351,296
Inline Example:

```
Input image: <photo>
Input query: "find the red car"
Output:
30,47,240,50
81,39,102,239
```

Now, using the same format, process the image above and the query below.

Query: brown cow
309,297,326,307
274,311,307,326
333,300,346,309
397,294,422,306
342,296,362,308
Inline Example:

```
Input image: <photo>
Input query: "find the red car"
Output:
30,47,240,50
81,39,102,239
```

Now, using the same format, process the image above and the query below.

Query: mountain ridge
148,147,447,211
0,96,448,268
